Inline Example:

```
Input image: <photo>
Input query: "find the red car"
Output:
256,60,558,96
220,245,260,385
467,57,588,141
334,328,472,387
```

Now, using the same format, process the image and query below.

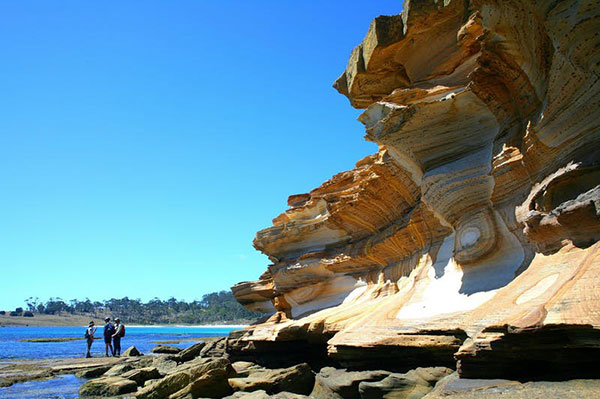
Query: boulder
151,345,182,354
153,356,179,374
186,357,236,379
79,376,137,397
359,367,453,399
138,357,236,399
136,371,190,399
121,366,161,386
123,346,142,357
103,362,136,377
75,365,113,378
310,368,390,399
228,363,314,395
169,367,233,399
178,341,206,362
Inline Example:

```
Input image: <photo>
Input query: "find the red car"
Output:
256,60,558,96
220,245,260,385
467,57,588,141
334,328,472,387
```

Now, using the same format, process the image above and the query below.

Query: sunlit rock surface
232,0,600,379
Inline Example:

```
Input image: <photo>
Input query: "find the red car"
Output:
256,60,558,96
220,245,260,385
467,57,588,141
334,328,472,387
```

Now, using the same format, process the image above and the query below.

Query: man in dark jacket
111,318,124,357
103,317,115,356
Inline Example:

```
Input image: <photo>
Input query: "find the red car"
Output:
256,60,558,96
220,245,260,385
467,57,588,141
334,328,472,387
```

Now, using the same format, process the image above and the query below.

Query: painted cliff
231,0,600,380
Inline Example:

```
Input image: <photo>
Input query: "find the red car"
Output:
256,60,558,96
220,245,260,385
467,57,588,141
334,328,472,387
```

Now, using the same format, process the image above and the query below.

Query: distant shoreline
0,313,250,328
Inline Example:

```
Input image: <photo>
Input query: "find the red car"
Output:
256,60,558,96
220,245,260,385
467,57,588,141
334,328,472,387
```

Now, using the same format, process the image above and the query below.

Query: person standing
85,321,96,358
112,318,124,357
103,317,115,356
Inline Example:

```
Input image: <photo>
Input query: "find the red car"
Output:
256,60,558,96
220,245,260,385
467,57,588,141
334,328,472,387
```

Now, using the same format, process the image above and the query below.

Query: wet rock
151,345,182,354
359,367,453,399
123,346,142,357
228,363,314,395
311,368,390,399
79,376,137,397
74,365,113,378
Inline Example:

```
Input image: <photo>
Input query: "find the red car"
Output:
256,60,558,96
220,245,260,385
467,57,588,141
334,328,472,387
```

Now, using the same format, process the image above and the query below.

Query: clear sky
0,1,401,310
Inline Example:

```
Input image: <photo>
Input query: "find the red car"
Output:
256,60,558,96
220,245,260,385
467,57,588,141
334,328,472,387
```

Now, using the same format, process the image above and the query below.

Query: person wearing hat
103,317,115,356
111,318,124,357
84,321,96,358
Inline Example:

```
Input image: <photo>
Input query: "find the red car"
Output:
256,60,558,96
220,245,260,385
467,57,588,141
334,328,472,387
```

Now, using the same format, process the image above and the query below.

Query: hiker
103,317,115,356
111,318,125,357
85,321,96,358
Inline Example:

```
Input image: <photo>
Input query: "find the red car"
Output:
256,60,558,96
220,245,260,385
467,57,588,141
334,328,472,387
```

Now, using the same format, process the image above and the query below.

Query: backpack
120,325,126,337
84,329,90,339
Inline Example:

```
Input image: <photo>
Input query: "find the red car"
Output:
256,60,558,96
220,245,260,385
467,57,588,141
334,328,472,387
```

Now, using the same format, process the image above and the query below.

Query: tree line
16,291,266,325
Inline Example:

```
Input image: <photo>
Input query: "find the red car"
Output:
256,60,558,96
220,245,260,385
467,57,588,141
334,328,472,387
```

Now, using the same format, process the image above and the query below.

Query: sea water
0,325,240,398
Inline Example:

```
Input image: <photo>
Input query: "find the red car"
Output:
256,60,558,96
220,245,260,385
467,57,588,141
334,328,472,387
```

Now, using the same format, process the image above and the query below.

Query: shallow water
0,325,239,398
0,374,84,399
0,325,237,359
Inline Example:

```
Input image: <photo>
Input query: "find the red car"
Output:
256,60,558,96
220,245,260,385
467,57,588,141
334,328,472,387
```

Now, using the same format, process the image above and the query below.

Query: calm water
0,325,240,398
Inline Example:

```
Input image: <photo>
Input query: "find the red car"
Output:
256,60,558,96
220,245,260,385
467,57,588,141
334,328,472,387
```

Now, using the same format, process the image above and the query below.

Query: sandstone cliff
232,0,600,380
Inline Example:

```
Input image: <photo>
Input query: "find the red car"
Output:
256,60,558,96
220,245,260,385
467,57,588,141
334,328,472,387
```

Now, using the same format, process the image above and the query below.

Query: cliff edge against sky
232,0,600,380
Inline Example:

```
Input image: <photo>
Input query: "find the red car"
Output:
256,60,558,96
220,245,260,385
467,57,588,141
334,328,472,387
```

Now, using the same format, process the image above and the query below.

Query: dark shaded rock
359,367,453,399
455,325,600,381
123,346,142,357
178,341,206,362
228,363,315,395
227,333,333,370
151,345,182,354
311,368,390,399
79,376,137,397
121,366,160,386
329,331,465,372
74,365,113,378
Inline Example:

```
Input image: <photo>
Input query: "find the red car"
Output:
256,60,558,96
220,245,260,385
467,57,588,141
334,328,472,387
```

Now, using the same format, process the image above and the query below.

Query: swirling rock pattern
231,0,600,379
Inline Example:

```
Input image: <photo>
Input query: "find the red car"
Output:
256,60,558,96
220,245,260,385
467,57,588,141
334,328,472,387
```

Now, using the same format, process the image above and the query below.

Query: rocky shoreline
3,336,599,399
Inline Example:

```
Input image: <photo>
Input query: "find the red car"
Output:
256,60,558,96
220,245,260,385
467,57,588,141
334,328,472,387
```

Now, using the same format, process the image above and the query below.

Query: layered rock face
232,0,600,380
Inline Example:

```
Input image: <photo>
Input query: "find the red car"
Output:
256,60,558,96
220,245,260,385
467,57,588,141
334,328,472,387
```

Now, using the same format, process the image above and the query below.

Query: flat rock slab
0,356,132,387
424,374,600,399
224,390,311,399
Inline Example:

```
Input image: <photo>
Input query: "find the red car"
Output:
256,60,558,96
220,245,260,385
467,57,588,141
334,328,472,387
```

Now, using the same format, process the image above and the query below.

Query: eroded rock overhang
231,0,600,379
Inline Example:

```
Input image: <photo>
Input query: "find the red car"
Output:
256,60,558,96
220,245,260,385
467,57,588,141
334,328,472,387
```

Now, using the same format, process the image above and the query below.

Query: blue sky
0,1,401,310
